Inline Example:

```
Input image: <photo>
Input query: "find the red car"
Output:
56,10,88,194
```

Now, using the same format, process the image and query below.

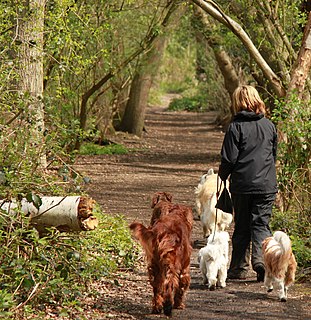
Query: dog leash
212,175,222,242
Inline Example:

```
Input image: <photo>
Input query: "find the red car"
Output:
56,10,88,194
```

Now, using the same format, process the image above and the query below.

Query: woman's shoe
254,265,265,282
227,271,247,280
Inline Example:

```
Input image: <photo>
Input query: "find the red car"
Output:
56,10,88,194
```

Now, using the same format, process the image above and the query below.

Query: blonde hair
232,85,266,115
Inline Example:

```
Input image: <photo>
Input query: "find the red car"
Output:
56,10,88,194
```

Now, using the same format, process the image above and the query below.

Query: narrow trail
74,100,311,319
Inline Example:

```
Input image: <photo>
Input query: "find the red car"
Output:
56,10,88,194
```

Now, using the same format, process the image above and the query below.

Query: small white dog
262,231,297,302
195,169,233,237
198,231,230,290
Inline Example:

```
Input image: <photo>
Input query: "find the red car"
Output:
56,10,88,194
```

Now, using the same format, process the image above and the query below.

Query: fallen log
0,196,98,235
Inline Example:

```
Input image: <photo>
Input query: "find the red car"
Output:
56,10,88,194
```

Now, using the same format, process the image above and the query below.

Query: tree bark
119,37,167,136
193,7,240,98
287,11,311,99
0,196,98,235
17,0,46,167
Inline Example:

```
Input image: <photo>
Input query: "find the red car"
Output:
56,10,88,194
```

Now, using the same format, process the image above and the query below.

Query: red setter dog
150,191,193,228
150,191,173,225
130,192,193,317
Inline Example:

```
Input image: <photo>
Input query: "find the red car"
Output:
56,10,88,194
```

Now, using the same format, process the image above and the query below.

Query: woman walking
218,85,278,282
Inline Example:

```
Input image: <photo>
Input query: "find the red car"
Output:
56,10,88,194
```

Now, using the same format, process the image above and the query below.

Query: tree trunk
214,49,240,97
1,196,98,236
193,6,240,98
17,0,46,167
287,11,311,99
119,72,152,136
119,37,166,136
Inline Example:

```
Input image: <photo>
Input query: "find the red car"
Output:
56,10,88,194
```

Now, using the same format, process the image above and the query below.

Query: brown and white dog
129,193,193,317
262,231,297,302
195,169,232,237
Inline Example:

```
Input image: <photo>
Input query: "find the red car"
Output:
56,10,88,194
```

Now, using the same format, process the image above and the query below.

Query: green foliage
168,96,207,112
156,30,197,94
270,93,310,280
270,209,311,275
272,94,311,211
0,206,139,318
153,9,229,113
79,142,129,155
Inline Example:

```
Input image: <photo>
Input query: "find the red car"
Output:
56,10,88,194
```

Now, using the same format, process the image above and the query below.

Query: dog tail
129,222,154,259
273,231,292,254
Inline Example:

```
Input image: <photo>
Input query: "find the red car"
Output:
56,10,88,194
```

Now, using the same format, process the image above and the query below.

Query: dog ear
165,192,173,202
151,193,160,208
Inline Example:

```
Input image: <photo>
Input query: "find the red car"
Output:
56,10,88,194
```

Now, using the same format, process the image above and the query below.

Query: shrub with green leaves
272,94,310,212
168,96,206,112
270,93,311,281
270,209,311,273
79,142,129,156
0,206,139,319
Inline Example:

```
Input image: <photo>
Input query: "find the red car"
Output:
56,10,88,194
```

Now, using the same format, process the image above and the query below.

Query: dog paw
209,284,216,291
280,297,287,302
152,307,162,314
163,302,173,317
174,302,185,310
267,288,273,293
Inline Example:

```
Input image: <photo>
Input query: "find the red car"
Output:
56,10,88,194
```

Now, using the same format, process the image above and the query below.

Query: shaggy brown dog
262,231,297,302
150,191,193,228
130,198,193,317
150,191,173,225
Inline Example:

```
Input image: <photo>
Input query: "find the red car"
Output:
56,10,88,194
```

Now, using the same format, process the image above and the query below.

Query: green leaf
32,194,42,210
22,277,35,289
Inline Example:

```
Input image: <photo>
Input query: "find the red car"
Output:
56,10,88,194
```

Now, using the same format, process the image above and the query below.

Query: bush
0,206,139,319
168,96,206,112
272,95,310,212
79,142,129,156
270,209,311,276
271,94,311,281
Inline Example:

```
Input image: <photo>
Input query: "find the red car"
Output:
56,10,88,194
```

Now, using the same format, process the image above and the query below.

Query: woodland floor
74,95,311,320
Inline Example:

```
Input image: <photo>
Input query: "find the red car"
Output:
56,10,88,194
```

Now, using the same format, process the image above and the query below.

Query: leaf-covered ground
74,96,311,319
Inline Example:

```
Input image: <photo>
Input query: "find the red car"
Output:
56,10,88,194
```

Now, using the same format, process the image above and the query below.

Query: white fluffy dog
262,231,297,302
198,231,230,290
195,169,233,237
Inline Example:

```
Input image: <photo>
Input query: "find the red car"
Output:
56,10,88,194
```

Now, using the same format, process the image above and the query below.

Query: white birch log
0,196,98,234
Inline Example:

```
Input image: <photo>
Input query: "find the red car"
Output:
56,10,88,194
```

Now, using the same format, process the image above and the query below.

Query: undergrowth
0,205,139,319
79,142,129,156
270,94,311,282
270,208,311,282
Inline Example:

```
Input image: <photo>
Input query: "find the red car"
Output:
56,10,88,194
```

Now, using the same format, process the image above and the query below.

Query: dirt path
74,99,311,319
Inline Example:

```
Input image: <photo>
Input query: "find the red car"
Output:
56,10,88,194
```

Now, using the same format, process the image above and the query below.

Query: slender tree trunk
214,49,240,97
193,6,240,97
17,0,46,167
119,72,152,136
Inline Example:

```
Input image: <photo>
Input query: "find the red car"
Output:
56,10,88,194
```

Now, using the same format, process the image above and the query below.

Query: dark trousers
228,193,276,274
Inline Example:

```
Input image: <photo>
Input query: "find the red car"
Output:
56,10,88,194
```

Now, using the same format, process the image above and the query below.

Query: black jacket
218,111,278,194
